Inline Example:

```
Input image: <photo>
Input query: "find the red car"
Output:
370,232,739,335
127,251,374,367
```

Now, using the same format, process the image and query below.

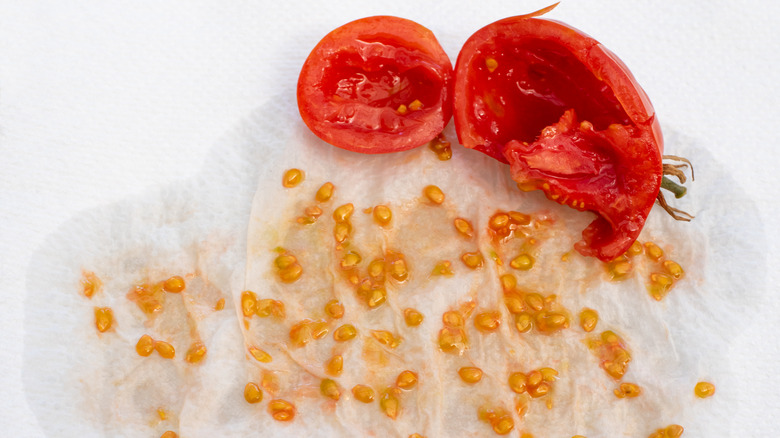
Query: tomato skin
297,16,453,154
454,16,662,261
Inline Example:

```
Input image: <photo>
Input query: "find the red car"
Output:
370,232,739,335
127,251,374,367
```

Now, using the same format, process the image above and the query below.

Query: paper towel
22,90,765,437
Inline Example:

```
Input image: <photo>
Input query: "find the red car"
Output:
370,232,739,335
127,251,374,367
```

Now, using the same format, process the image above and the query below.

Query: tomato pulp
454,15,663,261
298,16,454,154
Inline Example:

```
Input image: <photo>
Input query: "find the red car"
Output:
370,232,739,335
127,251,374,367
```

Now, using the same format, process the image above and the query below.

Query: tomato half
297,16,454,154
453,14,663,262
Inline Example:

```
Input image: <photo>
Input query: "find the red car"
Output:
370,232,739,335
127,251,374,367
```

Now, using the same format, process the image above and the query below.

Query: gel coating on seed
162,276,185,293
185,341,207,364
282,168,304,188
81,271,102,298
244,382,263,404
396,370,418,390
694,381,715,398
135,334,155,357
268,399,295,421
94,307,114,333
458,366,484,384
352,384,375,403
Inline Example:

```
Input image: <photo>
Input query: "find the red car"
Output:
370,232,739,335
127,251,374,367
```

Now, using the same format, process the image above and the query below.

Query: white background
2,0,779,436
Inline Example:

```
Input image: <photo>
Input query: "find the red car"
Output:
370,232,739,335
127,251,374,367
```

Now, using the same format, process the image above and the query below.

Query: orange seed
324,299,344,319
241,290,257,317
423,185,445,204
453,218,474,238
325,355,343,376
81,271,102,298
135,334,155,357
320,378,341,401
579,308,599,333
461,251,484,269
404,308,424,327
268,399,295,421
244,382,263,404
154,341,175,359
373,205,392,226
695,381,715,398
474,311,501,332
315,182,335,202
248,346,273,363
333,324,358,342
162,276,185,293
396,370,418,390
458,366,483,384
282,168,304,188
185,341,207,364
94,307,113,333
352,384,375,403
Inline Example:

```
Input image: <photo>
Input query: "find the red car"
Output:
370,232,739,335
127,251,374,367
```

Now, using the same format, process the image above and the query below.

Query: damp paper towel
24,95,763,438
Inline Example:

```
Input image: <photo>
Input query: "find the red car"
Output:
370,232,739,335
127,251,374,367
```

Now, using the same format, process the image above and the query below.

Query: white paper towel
4,1,780,437
22,90,766,436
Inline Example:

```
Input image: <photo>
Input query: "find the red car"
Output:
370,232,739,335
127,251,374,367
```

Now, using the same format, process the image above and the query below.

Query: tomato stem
661,177,686,199
655,155,695,221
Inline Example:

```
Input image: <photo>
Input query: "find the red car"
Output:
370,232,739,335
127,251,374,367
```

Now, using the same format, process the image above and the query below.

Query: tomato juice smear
467,38,631,163
78,162,689,436
237,165,691,436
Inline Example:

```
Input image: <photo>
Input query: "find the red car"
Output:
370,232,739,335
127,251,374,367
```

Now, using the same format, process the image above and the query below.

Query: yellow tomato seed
474,311,501,332
248,346,272,363
325,355,343,376
185,341,207,364
510,254,535,270
333,324,357,342
154,341,175,359
244,382,263,404
333,203,354,223
373,205,392,226
404,308,424,327
241,290,257,317
579,308,599,333
268,399,295,421
352,384,375,403
315,182,335,202
162,276,186,293
458,366,483,384
695,381,716,398
461,251,484,269
94,307,113,333
320,378,341,401
396,370,418,390
282,168,304,188
454,218,474,238
423,185,445,204
135,334,154,357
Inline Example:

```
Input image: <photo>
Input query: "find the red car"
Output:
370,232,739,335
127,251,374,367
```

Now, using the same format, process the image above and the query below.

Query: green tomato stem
661,176,687,199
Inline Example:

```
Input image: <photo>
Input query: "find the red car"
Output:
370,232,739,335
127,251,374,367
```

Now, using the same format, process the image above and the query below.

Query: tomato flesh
320,52,444,134
468,39,632,162
298,17,453,154
454,17,663,261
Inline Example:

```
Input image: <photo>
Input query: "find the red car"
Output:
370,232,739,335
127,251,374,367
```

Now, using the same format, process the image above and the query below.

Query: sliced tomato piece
297,16,453,154
454,15,663,261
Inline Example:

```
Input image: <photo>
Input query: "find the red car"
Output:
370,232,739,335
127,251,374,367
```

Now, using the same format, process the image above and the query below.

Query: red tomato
297,16,454,154
453,12,663,262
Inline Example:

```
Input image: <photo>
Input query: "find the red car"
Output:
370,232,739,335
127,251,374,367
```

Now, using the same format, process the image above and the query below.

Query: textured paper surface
4,1,780,436
23,95,765,437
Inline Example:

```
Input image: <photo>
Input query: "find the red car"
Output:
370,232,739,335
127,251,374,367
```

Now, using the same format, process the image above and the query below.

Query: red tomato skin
454,16,663,261
297,16,453,154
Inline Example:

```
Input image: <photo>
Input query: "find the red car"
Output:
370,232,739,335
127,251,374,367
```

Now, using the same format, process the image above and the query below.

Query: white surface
2,1,779,436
